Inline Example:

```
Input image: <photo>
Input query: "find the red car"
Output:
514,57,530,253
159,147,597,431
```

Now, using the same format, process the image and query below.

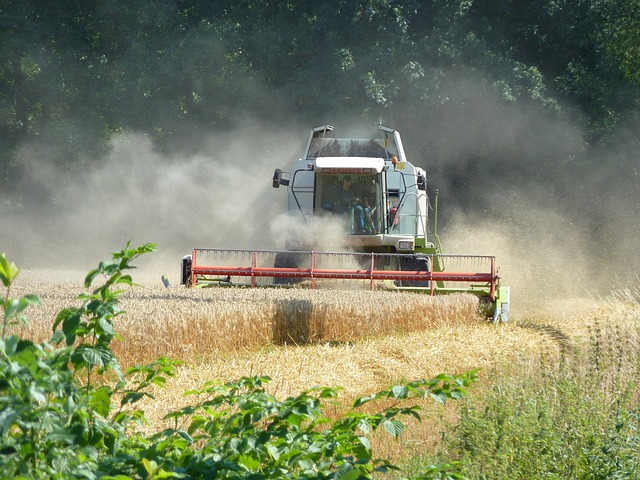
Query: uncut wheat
12,281,483,366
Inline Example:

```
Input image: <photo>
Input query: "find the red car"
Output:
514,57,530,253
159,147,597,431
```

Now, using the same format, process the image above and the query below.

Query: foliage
413,313,640,479
0,253,40,337
113,371,477,479
444,379,640,478
0,245,477,479
2,0,640,162
0,243,178,479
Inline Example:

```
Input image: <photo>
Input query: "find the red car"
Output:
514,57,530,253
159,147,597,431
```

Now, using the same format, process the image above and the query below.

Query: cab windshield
316,173,383,234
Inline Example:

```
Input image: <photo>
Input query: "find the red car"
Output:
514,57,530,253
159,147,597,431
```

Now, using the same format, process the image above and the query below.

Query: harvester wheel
398,255,430,288
273,252,303,286
181,255,192,287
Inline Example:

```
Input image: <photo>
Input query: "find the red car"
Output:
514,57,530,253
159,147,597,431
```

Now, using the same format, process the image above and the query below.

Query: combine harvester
181,125,510,322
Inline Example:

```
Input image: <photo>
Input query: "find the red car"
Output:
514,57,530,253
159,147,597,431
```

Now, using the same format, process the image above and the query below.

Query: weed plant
407,308,640,479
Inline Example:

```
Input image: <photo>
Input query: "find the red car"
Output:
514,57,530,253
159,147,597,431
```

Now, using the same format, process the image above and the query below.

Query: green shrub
0,244,177,479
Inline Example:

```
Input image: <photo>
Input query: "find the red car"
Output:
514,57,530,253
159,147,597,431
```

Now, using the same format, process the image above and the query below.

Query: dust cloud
396,73,640,315
270,212,368,253
2,121,306,285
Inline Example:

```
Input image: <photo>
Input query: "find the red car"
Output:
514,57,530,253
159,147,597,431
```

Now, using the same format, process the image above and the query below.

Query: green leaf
91,387,112,417
98,317,114,336
391,385,408,399
4,298,20,321
318,386,340,398
116,274,133,286
353,394,376,408
62,311,82,341
358,418,372,434
0,407,19,435
335,463,360,480
176,430,194,444
286,412,305,428
154,470,188,479
142,458,157,475
84,267,101,288
50,329,65,344
29,383,47,404
22,294,40,305
72,346,103,368
430,391,449,404
4,295,40,322
121,391,145,406
266,443,281,461
0,253,19,287
13,344,38,373
83,347,104,366
64,395,76,415
358,435,371,451
298,458,315,471
238,453,261,472
4,335,20,355
187,417,207,435
383,419,404,438
152,376,167,387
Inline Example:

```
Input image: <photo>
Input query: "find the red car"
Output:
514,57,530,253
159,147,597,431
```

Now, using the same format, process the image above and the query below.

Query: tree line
2,1,639,221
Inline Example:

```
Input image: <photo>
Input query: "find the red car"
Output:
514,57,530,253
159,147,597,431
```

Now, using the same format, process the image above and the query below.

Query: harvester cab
272,125,430,254
181,125,510,323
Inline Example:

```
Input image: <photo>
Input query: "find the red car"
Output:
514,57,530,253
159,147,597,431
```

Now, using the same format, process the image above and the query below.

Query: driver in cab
335,175,355,214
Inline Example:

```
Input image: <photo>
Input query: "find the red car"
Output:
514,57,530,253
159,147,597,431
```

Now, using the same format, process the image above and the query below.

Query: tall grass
401,298,640,478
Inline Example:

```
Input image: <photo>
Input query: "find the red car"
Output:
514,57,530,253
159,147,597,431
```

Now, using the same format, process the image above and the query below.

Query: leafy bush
0,245,476,479
0,244,176,479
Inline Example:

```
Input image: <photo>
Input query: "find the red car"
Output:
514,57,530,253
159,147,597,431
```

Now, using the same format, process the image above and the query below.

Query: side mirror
417,174,426,191
272,168,290,188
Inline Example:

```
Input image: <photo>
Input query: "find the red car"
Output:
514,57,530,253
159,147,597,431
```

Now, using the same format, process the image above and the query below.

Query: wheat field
12,272,485,365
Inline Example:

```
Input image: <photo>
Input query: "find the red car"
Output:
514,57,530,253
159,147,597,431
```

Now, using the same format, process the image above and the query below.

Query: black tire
181,255,192,287
398,255,430,287
273,252,304,285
